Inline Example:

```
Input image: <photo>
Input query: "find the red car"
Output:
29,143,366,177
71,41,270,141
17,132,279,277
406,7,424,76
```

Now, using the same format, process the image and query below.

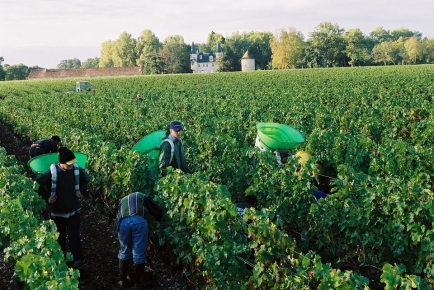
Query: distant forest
1,21,434,81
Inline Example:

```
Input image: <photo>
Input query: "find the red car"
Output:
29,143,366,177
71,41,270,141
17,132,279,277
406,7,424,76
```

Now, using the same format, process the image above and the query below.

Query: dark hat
278,150,290,158
51,135,61,144
58,147,77,165
170,121,183,132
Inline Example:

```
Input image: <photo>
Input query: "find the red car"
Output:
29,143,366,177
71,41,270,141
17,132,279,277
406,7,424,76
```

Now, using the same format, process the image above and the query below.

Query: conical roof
242,50,252,59
216,42,222,53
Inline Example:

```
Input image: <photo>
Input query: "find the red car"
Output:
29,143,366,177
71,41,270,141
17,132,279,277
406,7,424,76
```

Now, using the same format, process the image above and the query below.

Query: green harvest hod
256,122,305,150
131,130,166,167
28,152,88,175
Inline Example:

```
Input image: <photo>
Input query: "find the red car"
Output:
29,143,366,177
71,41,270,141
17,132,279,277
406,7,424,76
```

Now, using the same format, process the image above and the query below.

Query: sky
1,0,433,69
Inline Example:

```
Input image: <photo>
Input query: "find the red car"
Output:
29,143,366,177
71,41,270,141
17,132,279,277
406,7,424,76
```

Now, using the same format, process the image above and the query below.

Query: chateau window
209,56,213,61
206,64,208,67
199,55,202,60
198,64,200,67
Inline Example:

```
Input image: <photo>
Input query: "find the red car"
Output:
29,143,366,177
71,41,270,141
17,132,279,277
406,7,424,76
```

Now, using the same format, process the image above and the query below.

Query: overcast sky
1,0,433,68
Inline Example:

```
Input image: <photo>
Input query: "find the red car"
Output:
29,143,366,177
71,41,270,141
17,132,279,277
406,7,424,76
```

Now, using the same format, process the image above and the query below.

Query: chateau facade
190,42,222,73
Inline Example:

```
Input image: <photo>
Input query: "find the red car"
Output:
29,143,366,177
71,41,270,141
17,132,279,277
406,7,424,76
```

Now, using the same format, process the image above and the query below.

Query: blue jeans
117,216,148,264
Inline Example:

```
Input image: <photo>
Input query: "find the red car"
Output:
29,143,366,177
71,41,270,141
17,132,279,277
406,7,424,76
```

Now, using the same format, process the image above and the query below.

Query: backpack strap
50,163,80,197
73,163,80,191
50,164,57,197
158,138,175,164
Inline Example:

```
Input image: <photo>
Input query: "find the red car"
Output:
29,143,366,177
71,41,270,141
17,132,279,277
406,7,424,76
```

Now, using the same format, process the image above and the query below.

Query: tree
395,37,408,64
217,45,238,72
136,29,162,74
421,37,434,63
369,27,392,45
141,55,165,74
29,65,42,73
372,41,399,65
404,36,423,64
247,31,273,70
270,28,305,69
4,63,29,80
309,22,346,67
303,40,322,68
57,58,81,69
82,57,100,68
225,32,250,71
99,40,115,67
160,35,191,73
390,28,417,41
344,28,371,66
112,32,137,67
198,31,225,54
0,57,5,81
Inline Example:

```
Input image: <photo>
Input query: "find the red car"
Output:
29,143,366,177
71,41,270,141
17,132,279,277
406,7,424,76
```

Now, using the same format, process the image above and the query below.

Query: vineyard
1,65,434,289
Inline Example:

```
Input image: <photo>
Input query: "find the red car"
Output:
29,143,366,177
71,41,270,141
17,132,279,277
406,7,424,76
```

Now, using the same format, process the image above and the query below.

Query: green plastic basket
256,122,305,150
28,152,88,174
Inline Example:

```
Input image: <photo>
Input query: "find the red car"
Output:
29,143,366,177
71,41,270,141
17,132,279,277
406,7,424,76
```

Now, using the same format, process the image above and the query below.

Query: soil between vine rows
0,123,186,290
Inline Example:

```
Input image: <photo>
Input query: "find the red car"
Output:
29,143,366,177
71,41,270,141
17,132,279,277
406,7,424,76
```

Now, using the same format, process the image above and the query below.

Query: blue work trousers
117,215,148,264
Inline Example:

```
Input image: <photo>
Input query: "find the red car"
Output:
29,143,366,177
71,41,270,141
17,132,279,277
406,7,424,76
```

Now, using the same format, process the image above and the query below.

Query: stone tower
241,50,255,72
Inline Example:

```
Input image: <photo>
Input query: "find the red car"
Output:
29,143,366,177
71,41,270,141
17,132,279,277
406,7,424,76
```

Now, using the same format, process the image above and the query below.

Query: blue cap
170,121,183,132
313,189,327,200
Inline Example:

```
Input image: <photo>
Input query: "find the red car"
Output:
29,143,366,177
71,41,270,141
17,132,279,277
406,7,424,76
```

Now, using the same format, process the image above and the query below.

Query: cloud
1,0,433,67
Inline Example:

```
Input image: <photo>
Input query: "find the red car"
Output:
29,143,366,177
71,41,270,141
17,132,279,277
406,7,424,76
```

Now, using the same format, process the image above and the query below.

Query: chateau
190,42,256,73
190,42,222,73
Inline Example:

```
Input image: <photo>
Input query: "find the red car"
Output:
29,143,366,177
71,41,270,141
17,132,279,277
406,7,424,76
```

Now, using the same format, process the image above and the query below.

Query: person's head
294,151,311,168
293,151,323,179
169,121,183,139
277,149,291,164
51,135,61,147
137,94,141,99
244,195,258,208
58,146,76,168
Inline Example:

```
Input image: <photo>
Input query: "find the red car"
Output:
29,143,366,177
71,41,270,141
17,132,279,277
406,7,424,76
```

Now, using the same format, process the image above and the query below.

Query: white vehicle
75,82,93,92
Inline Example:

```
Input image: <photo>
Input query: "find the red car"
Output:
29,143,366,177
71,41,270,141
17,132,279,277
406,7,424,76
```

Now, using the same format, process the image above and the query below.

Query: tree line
1,21,434,81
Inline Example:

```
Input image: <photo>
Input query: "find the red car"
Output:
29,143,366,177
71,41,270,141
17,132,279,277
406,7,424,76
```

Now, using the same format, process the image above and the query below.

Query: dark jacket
32,139,58,153
36,164,89,214
158,134,190,176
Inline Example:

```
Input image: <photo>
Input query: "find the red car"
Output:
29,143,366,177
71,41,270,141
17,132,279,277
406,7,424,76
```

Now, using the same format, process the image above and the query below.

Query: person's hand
75,190,83,199
48,196,57,204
